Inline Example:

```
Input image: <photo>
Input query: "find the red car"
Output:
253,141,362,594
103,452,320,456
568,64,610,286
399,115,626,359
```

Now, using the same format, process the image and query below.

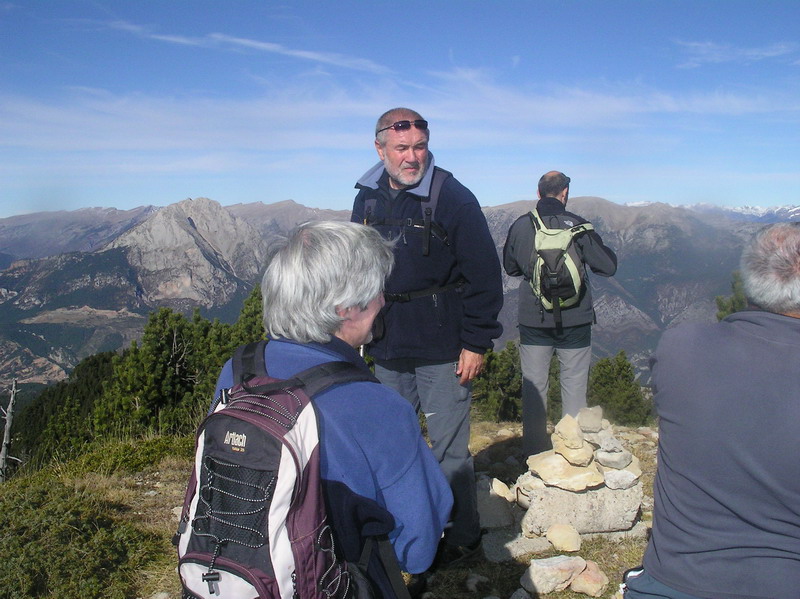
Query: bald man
503,171,617,456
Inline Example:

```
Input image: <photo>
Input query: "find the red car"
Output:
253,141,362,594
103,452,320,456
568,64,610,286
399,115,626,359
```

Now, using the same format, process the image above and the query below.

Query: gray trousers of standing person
373,357,481,548
518,323,592,457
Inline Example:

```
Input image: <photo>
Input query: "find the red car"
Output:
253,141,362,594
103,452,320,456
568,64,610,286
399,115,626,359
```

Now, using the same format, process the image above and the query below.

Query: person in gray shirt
623,222,800,599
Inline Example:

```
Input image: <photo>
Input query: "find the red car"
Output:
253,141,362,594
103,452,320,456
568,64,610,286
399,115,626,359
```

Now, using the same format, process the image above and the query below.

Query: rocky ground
134,417,659,599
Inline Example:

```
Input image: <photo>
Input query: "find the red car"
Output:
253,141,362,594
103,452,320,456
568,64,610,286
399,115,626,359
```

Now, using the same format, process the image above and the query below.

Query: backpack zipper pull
202,572,220,595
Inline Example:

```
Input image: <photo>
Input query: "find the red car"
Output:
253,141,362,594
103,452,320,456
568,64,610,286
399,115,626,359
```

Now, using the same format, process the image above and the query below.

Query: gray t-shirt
644,310,800,598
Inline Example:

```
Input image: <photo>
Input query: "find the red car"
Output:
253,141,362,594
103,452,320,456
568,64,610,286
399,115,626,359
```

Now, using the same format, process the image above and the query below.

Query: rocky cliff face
0,205,157,263
107,197,268,309
0,196,785,385
0,198,271,383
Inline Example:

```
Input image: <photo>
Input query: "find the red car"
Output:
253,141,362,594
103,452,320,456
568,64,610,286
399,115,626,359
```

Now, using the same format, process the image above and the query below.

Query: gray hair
740,222,800,315
261,220,395,343
375,107,429,146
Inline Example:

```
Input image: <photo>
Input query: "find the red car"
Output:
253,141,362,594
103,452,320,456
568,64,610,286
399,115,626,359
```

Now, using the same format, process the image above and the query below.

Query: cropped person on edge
351,107,504,570
212,221,453,597
503,171,616,456
623,222,800,599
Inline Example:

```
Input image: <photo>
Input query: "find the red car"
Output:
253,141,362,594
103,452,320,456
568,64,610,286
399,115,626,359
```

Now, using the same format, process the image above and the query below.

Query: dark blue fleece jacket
352,155,503,361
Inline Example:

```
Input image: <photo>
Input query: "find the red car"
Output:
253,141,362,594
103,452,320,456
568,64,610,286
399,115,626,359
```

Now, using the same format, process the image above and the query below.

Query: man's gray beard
386,161,426,188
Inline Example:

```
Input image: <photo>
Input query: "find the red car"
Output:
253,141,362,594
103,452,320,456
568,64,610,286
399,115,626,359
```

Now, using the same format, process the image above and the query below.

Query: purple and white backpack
174,341,379,599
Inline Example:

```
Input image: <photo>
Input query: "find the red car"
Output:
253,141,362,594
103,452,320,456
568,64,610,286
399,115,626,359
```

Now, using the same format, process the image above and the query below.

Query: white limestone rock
476,475,515,529
527,451,604,492
546,523,582,552
553,414,584,449
577,406,604,432
596,448,633,469
603,467,640,490
520,555,586,594
521,482,643,536
569,560,609,597
553,433,595,467
512,471,547,509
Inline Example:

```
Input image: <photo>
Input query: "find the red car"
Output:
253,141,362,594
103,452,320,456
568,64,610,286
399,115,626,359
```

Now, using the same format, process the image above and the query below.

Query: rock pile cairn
477,406,647,597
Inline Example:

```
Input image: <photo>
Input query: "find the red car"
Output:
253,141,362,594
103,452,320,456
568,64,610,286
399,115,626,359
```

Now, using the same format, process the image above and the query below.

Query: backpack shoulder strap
231,339,268,384
423,167,451,217
422,167,452,255
357,536,413,599
530,210,594,236
293,361,379,397
529,209,544,232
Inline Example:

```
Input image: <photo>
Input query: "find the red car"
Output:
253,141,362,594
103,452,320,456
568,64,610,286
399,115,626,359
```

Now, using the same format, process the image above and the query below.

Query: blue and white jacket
213,337,453,584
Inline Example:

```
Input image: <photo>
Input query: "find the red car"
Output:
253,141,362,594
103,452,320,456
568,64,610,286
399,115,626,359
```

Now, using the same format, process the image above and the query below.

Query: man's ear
375,139,385,161
336,306,350,319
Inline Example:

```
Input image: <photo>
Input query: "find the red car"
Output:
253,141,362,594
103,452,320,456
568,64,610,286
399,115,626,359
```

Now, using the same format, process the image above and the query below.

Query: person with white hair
213,220,453,597
623,222,800,599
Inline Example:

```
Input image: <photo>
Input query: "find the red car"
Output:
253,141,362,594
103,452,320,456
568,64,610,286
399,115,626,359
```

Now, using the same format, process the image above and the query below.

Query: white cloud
1,64,795,162
106,20,392,75
675,40,799,68
208,33,392,75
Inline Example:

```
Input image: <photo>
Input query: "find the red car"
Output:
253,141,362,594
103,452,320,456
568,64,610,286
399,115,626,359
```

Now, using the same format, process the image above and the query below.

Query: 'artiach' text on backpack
528,210,594,327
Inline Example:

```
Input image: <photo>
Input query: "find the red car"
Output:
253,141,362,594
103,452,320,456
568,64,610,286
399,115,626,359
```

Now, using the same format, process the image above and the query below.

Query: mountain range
1,197,796,386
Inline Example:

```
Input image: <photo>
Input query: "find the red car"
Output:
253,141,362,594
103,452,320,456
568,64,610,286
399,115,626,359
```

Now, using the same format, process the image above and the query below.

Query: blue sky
1,1,798,217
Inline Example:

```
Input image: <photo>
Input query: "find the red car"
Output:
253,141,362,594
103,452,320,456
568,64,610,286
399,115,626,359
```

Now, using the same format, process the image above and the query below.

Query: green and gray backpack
528,210,594,330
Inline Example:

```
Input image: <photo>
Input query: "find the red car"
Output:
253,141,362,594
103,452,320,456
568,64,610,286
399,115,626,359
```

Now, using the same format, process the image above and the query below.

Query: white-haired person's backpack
174,340,412,599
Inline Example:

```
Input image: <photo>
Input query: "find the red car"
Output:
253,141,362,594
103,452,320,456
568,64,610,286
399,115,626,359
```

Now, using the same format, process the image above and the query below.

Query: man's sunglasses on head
376,119,429,135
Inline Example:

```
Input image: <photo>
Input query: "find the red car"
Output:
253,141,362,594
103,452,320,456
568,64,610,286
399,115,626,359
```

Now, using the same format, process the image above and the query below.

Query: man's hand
456,349,484,385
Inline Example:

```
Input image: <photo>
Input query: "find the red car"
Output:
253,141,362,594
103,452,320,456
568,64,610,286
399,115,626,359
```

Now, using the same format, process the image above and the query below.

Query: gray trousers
518,343,592,456
374,358,480,547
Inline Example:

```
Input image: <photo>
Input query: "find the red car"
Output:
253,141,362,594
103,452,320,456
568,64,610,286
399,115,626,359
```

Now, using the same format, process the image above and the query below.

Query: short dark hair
538,171,571,198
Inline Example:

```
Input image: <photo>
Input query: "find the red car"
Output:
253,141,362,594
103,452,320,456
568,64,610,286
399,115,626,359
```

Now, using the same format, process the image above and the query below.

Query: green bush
0,473,161,599
472,342,522,421
588,350,651,425
546,354,562,420
67,435,194,477
715,270,747,321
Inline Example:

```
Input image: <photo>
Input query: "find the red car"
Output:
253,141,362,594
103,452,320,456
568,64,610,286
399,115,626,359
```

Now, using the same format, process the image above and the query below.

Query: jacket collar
724,309,800,347
536,196,566,216
355,153,436,198
270,336,371,371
